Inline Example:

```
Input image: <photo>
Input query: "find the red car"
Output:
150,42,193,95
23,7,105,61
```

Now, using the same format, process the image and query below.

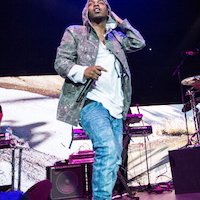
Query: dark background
1,0,200,105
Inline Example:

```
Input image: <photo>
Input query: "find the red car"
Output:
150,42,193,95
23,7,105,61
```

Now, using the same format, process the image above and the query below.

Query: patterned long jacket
54,0,146,126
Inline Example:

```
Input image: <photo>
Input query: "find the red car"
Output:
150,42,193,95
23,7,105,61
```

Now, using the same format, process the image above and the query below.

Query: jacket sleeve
54,27,87,83
116,19,146,53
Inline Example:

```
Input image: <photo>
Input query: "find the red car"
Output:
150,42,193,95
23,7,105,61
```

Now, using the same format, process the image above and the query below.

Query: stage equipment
126,108,153,191
0,185,12,191
169,147,200,194
125,113,143,124
183,49,199,56
62,128,93,199
115,111,152,199
181,76,200,144
181,75,200,90
126,125,152,137
72,129,89,140
69,128,89,149
122,113,145,173
0,137,23,191
172,55,195,145
0,138,14,148
182,97,200,112
68,150,94,165
46,161,92,200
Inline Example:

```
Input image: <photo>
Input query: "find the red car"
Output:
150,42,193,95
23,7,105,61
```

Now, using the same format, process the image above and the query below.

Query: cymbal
181,75,200,89
182,97,200,112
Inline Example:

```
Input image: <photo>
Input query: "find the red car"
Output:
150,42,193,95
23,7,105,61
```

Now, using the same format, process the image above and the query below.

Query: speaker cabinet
169,147,200,194
46,163,91,200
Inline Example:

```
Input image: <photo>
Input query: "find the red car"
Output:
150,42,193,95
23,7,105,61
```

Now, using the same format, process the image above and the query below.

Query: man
54,0,145,199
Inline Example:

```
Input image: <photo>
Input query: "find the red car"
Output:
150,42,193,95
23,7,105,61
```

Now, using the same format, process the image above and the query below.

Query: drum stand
186,89,200,145
172,57,191,145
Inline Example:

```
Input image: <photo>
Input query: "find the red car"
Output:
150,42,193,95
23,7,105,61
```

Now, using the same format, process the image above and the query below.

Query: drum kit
181,75,200,144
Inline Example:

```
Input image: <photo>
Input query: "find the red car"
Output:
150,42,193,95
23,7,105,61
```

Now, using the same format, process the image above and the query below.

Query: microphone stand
172,56,190,146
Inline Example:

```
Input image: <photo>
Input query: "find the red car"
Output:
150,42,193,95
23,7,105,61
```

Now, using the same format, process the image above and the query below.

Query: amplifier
46,162,92,200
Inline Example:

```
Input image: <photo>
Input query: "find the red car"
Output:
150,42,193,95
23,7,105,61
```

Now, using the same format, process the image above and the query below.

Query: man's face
88,0,109,22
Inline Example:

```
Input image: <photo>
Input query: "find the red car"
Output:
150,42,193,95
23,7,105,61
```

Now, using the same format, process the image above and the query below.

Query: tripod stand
183,88,200,145
181,74,200,145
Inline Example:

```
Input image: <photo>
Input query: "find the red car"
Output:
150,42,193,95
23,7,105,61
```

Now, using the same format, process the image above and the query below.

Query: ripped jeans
80,101,123,200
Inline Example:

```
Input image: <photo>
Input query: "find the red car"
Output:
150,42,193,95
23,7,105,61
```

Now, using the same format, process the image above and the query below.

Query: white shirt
68,42,124,119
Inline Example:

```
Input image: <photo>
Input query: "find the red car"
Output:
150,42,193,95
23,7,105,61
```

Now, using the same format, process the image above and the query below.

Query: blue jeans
80,101,123,200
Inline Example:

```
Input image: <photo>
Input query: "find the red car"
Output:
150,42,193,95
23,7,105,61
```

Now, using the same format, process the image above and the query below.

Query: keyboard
126,125,153,137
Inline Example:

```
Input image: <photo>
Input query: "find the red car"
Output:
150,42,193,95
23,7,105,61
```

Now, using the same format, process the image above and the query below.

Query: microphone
183,48,199,56
76,79,94,102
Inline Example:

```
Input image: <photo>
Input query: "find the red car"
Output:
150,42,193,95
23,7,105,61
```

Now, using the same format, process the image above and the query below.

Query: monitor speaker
46,163,88,199
169,147,200,194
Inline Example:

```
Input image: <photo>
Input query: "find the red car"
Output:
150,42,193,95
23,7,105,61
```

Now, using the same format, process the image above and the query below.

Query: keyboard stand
114,133,139,199
0,143,23,191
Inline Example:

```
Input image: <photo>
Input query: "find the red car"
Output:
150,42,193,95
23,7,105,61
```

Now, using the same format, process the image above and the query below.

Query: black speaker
46,163,87,200
169,147,200,194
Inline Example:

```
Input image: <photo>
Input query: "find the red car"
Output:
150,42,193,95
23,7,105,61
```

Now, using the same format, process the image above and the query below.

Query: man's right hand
84,65,107,80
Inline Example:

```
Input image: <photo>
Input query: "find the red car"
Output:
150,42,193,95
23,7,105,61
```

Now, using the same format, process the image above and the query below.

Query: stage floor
139,191,200,200
68,190,200,200
113,190,200,200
